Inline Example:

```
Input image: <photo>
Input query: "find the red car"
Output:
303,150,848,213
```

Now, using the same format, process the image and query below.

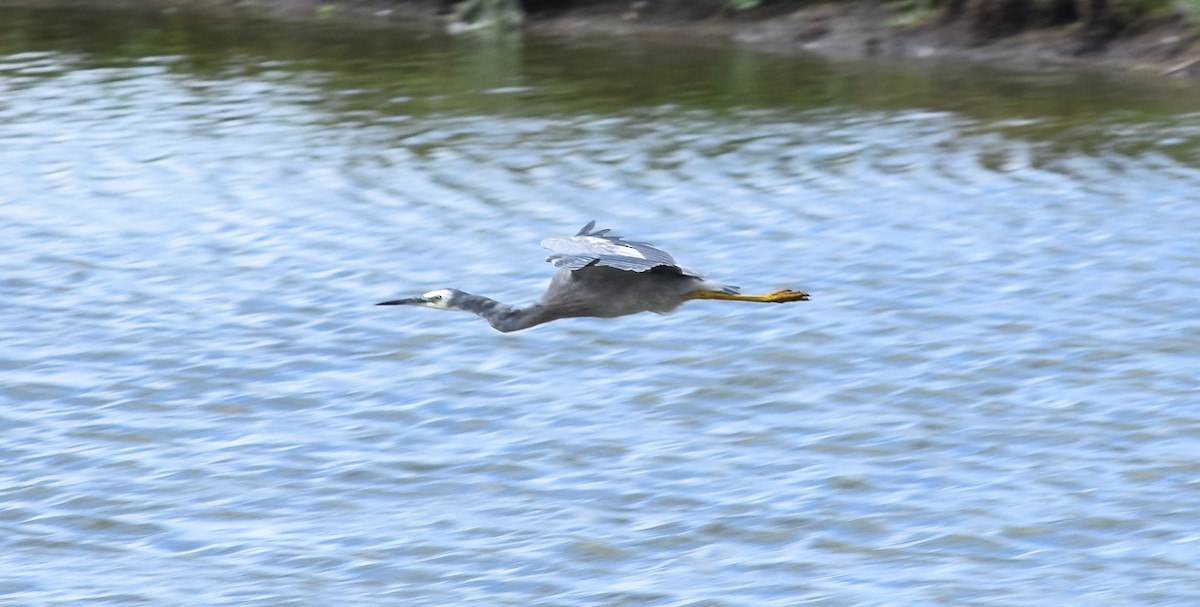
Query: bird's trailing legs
685,289,810,303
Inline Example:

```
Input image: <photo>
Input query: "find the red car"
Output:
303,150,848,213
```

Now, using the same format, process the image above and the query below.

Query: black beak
376,297,426,306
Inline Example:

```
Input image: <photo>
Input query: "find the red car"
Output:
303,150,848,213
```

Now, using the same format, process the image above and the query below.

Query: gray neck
455,293,558,333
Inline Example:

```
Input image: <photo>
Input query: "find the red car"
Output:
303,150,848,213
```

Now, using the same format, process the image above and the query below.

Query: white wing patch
540,222,684,273
575,236,646,259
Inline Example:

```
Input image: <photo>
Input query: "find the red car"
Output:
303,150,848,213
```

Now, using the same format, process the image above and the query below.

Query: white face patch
421,289,455,309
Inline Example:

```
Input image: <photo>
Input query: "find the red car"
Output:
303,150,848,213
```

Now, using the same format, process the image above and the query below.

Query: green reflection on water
3,5,1200,145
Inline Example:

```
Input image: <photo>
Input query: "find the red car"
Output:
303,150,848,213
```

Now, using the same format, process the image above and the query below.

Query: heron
377,221,809,332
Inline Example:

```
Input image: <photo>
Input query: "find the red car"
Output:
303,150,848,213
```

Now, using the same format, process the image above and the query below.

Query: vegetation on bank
921,0,1200,40
3,0,1196,74
491,0,1200,40
436,0,1200,75
722,0,1199,19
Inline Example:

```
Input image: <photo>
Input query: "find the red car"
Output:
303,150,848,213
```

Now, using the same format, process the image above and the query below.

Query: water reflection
6,5,1200,124
3,6,1200,607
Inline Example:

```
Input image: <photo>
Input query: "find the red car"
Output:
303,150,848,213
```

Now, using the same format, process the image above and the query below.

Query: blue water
2,8,1200,606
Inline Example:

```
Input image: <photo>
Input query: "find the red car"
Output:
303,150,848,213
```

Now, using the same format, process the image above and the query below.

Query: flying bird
377,221,809,332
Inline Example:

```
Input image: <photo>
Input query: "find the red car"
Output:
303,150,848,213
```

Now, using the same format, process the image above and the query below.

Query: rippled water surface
3,7,1200,605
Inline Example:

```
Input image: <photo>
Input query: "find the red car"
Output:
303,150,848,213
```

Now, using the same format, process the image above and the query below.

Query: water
2,7,1200,606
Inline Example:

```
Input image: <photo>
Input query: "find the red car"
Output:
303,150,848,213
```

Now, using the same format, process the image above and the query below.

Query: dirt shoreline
3,0,1199,77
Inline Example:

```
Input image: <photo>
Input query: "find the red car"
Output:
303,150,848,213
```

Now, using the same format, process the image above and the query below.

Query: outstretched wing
541,221,688,274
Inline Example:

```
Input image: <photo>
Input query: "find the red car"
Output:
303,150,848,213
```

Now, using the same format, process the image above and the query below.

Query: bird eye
429,295,442,302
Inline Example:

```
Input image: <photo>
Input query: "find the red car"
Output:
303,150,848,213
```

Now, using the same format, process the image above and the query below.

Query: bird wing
541,221,688,274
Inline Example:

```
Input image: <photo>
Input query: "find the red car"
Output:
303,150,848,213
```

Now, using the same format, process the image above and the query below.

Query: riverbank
2,0,1199,77
532,0,1200,77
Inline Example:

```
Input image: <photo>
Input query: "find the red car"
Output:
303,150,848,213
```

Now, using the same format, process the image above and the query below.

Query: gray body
378,221,788,333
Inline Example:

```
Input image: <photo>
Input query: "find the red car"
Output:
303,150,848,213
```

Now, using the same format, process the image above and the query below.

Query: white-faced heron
377,221,809,332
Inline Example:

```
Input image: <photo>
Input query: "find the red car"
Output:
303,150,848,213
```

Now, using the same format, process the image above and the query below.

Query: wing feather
541,221,692,275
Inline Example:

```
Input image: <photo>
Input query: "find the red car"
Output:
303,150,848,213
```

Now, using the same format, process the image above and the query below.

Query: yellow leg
685,289,810,303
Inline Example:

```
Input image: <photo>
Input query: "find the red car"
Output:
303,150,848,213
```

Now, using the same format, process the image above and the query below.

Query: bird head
376,288,462,310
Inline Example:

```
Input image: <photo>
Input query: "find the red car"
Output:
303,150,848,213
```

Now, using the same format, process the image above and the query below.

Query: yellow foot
686,289,810,303
762,289,811,303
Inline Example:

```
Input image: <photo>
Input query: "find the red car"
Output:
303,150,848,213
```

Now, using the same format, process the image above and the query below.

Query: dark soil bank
531,0,1200,77
3,0,1199,76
